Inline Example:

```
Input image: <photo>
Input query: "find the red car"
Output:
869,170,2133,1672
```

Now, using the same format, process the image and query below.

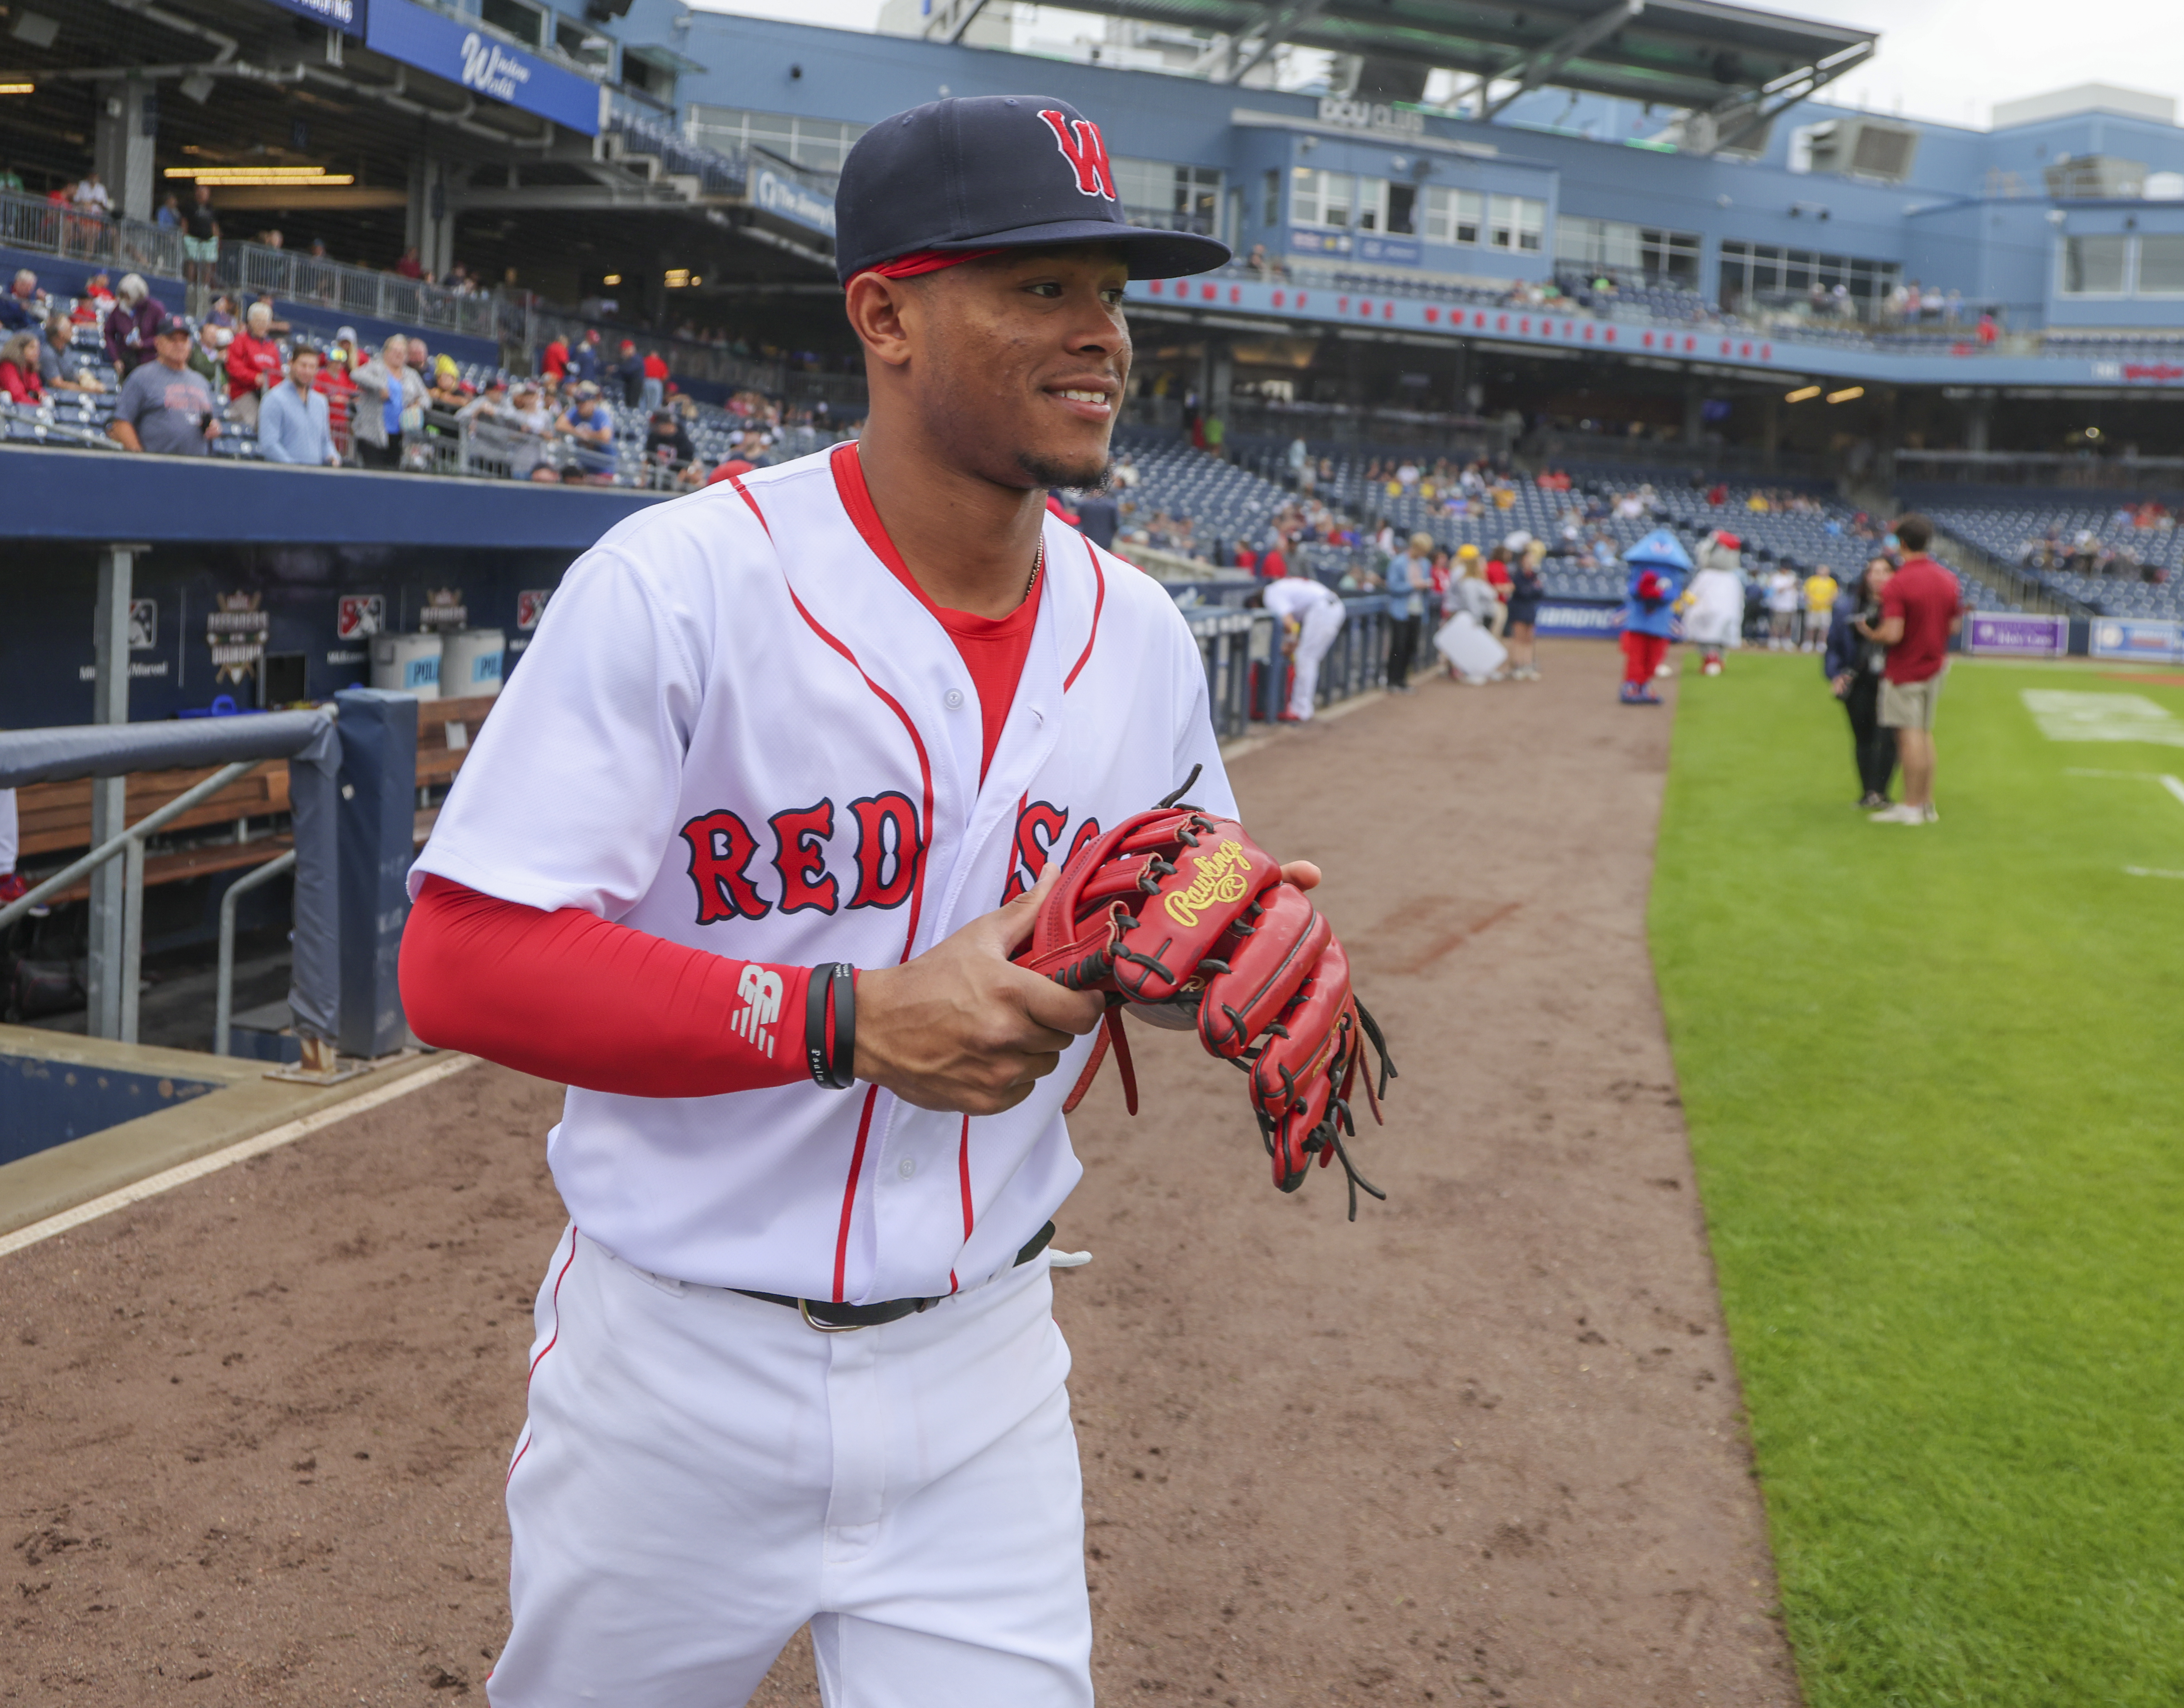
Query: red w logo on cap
1037,110,1117,201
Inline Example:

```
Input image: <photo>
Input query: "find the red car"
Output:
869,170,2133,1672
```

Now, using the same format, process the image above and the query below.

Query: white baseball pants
0,788,17,875
487,1228,1091,1708
1288,601,1346,720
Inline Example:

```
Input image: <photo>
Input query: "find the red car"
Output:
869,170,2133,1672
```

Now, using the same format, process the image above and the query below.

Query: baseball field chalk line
2123,866,2184,881
0,1054,478,1260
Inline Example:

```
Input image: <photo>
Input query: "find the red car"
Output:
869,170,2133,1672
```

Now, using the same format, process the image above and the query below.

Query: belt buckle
797,1298,867,1334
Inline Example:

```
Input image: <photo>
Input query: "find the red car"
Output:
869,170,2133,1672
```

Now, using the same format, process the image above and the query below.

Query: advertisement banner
260,0,367,36
1288,227,1353,257
2089,617,2184,663
1356,234,1422,267
365,0,599,135
752,169,837,238
1967,612,2068,658
1534,601,1622,639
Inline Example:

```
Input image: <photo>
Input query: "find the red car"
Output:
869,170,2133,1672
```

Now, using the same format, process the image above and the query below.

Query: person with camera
1826,555,1897,809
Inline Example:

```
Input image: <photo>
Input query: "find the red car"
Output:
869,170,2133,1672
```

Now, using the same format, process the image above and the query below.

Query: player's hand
853,865,1106,1116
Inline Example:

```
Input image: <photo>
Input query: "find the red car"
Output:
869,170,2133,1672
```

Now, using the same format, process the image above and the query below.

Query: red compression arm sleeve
399,874,811,1098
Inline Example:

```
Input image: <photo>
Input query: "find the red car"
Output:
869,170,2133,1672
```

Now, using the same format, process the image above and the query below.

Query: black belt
734,1221,1057,1332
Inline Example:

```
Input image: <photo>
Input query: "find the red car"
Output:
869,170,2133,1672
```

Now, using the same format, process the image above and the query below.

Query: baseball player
398,96,1322,1707
1257,571,1345,721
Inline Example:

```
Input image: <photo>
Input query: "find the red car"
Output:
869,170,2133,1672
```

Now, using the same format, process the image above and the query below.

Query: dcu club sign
365,0,599,135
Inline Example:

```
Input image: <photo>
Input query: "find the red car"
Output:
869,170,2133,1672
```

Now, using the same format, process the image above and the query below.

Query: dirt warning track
0,640,1799,1706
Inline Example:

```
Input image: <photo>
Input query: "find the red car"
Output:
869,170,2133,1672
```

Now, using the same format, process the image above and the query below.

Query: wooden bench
17,691,501,893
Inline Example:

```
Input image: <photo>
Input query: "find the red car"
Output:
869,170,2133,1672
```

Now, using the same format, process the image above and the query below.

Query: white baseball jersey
412,445,1233,1303
1259,574,1340,622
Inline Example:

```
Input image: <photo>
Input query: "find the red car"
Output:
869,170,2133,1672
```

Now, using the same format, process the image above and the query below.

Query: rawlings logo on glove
1014,771,1396,1217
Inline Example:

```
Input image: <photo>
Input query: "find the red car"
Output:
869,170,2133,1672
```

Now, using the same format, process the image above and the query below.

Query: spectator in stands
109,319,217,455
0,330,43,403
643,406,697,472
156,191,182,230
541,332,569,382
570,328,603,385
224,300,282,429
38,312,101,393
0,267,45,331
558,381,616,480
104,274,166,376
614,339,645,409
642,347,669,412
203,292,236,330
394,246,423,280
407,336,431,381
72,274,111,325
258,345,341,467
352,333,423,471
429,355,466,410
183,185,221,292
1869,515,1962,826
187,320,229,386
71,170,111,215
457,376,511,424
316,336,356,457
0,161,20,193
1827,557,1897,810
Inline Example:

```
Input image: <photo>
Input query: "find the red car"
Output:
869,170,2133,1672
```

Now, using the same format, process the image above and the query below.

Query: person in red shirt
1258,537,1288,581
224,300,283,428
314,344,359,462
641,346,668,410
0,330,43,402
1869,513,1963,824
541,334,569,380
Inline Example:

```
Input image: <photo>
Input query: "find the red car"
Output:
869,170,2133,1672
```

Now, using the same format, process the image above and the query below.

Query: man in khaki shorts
1870,513,1963,824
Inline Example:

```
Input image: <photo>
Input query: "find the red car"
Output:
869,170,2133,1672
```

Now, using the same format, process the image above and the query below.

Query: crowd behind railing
0,264,856,489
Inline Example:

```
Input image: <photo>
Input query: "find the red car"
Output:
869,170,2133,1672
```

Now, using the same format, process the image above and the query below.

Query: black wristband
806,963,857,1090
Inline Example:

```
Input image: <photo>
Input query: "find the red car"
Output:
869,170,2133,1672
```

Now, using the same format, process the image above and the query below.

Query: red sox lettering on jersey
412,445,1233,1306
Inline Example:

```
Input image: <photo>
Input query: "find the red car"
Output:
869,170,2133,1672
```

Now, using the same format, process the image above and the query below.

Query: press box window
1489,195,1544,252
478,0,545,46
2137,234,2184,294
1291,168,1352,229
2061,235,2130,295
1263,169,1281,227
1421,186,1481,246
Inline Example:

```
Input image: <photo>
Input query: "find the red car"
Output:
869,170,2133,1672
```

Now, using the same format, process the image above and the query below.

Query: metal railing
0,707,340,1052
215,240,511,342
0,188,182,280
0,759,272,1045
215,849,298,1057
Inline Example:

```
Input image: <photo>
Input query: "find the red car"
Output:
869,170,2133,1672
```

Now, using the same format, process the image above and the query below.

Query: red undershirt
398,445,1046,1098
830,440,1040,785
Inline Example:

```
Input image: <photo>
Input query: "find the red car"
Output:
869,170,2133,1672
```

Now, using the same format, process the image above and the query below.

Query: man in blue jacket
1619,527,1691,705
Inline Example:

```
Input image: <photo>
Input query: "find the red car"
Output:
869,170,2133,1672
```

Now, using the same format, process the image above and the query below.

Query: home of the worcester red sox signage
364,0,600,135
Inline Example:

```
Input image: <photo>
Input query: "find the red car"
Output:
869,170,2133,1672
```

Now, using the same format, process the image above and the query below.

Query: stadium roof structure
915,0,1877,153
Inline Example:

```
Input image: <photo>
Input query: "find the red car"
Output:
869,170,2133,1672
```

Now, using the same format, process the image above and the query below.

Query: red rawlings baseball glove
1014,776,1395,1217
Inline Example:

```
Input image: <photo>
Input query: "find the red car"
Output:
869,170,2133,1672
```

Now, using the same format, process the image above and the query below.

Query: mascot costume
1618,528,1691,705
1679,530,1749,677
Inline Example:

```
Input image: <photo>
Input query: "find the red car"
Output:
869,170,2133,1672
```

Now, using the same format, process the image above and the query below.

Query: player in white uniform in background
398,96,1322,1708
1258,571,1345,721
0,787,23,904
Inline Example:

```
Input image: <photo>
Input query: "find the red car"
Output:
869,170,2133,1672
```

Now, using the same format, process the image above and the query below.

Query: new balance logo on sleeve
731,964,785,1056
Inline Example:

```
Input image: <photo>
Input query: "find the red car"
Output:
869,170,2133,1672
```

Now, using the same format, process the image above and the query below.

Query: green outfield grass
1649,650,2184,1708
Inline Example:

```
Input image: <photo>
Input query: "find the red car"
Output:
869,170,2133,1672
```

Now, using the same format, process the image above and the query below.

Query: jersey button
898,1156,917,1179
944,689,965,710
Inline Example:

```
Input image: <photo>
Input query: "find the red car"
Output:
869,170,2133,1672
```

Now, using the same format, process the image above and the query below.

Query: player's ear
845,273,919,371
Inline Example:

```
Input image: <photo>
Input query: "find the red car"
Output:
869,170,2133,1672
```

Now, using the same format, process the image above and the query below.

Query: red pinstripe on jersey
1064,532,1107,690
731,471,939,1303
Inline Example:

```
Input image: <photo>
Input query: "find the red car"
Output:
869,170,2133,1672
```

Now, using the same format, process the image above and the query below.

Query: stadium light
0,83,34,95
165,165,356,187
1784,385,1822,403
665,269,691,288
1826,385,1865,404
602,273,622,286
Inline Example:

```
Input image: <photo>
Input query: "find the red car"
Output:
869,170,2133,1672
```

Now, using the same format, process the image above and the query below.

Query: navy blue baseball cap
833,95,1231,284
